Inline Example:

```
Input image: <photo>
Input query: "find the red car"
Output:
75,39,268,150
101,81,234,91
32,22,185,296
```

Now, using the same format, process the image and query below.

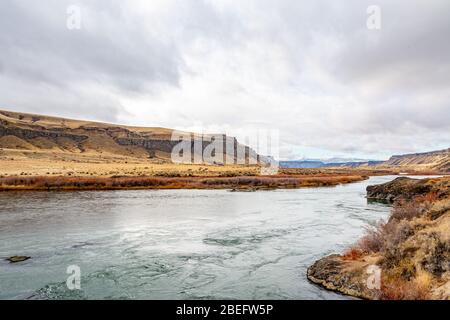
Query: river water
0,176,400,300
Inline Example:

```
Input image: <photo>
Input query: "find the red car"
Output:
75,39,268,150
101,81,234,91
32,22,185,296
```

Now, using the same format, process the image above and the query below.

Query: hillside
0,109,266,176
1,109,448,177
294,149,450,173
381,149,450,173
280,159,384,169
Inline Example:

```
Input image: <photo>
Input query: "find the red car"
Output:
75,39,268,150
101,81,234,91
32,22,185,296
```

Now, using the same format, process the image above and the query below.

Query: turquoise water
0,176,397,300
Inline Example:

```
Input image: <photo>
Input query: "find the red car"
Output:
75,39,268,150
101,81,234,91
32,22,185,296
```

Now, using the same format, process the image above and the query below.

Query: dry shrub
381,271,432,300
354,222,385,254
351,195,429,258
381,220,415,269
340,186,445,300
352,214,414,256
415,192,439,204
390,200,425,221
414,270,433,291
428,198,450,220
389,192,439,222
342,248,363,260
420,234,449,276
386,258,416,281
0,174,373,191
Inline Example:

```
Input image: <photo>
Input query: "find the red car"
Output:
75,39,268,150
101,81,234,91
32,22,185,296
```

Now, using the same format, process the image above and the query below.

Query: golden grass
0,174,366,191
343,189,449,299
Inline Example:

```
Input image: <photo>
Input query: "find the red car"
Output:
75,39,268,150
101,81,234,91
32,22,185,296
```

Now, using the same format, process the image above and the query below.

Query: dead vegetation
347,187,449,299
309,176,449,300
0,174,366,191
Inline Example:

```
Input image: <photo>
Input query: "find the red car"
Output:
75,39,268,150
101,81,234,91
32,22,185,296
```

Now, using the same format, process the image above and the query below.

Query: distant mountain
281,149,450,173
280,159,383,169
322,157,379,164
279,160,325,169
322,160,385,168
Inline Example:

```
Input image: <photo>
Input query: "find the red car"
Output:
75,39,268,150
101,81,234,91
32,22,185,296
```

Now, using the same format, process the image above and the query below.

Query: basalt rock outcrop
0,109,262,164
366,177,450,202
307,254,381,299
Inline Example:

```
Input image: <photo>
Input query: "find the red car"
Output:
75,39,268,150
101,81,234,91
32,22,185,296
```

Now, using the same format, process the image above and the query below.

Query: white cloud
0,0,449,159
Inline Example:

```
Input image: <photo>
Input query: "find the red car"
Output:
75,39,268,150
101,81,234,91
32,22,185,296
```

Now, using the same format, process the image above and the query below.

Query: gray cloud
0,0,182,89
0,0,449,158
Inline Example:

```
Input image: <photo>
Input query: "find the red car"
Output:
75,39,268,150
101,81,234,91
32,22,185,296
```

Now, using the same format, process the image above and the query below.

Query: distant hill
279,160,325,169
382,148,450,173
280,159,383,169
0,109,261,165
322,160,385,168
281,149,449,173
1,109,448,173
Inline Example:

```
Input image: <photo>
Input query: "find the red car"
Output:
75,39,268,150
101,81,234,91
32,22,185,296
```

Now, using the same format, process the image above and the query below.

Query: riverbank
308,176,450,299
0,175,397,300
0,174,367,191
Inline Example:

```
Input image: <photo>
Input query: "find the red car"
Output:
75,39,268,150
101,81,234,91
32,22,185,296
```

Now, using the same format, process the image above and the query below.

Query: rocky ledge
366,176,450,202
307,254,381,299
6,256,31,263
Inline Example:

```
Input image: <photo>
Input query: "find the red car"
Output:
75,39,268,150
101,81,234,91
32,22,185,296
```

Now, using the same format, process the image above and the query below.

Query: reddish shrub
355,222,386,253
342,248,363,260
390,200,425,221
415,192,438,204
381,277,430,300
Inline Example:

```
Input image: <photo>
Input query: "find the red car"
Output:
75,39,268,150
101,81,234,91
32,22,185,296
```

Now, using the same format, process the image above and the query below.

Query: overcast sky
1,0,449,160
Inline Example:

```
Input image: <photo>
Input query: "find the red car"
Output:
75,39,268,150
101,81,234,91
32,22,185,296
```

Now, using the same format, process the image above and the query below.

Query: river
0,176,400,299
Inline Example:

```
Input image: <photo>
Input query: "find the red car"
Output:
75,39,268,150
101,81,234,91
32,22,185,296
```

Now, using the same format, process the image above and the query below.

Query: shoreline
0,171,446,192
307,176,450,300
0,174,368,192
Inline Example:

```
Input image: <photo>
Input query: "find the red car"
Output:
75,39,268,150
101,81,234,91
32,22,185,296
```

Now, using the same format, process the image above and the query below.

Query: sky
0,0,449,160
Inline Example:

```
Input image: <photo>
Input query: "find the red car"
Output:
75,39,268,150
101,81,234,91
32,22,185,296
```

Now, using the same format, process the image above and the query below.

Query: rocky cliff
0,109,261,165
382,149,450,173
367,177,450,202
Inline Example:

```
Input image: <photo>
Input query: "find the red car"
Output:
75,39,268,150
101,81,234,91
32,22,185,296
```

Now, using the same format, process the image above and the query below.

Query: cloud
0,0,449,159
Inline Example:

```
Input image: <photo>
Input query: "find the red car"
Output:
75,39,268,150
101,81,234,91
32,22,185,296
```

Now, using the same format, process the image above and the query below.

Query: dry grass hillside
378,149,450,173
0,109,179,160
0,109,263,177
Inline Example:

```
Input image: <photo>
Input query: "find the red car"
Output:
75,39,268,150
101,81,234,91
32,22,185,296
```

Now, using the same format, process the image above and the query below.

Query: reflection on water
0,176,399,300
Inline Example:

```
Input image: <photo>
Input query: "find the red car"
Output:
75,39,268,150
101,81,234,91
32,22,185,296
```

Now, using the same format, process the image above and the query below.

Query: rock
307,254,380,299
0,124,88,143
0,110,264,165
366,176,450,202
310,176,450,300
7,256,31,263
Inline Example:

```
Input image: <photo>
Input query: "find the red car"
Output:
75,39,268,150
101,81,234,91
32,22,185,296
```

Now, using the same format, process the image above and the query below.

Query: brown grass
342,248,363,261
0,174,366,191
390,192,438,221
354,223,386,254
381,270,432,300
343,190,447,299
352,192,436,255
